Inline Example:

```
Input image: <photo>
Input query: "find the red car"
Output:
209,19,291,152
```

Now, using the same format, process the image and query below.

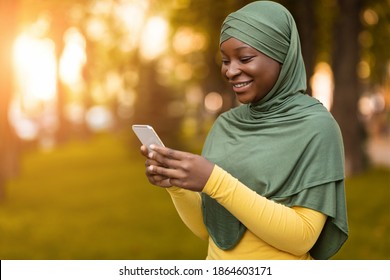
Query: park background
0,0,389,259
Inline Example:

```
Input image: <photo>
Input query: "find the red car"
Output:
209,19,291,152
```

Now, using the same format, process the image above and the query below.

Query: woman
140,1,348,259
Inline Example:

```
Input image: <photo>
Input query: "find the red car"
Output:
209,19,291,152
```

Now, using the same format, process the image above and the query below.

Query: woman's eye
240,57,253,63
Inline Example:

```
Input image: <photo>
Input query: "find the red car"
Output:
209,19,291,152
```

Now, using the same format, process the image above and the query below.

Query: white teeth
234,82,250,88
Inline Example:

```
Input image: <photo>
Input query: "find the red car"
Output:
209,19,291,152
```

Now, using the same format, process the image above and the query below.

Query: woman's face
220,38,281,104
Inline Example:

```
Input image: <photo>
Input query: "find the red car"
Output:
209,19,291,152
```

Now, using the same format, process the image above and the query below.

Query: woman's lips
232,81,252,93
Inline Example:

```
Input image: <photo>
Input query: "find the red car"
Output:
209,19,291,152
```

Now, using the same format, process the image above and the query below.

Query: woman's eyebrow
220,45,253,54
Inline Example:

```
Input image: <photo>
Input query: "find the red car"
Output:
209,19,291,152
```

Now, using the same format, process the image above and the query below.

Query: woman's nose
225,63,241,79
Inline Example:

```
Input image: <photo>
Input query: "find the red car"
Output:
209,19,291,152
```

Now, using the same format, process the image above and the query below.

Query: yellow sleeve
203,165,327,256
166,187,209,240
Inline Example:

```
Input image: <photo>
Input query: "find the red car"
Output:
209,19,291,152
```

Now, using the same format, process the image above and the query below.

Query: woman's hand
140,145,171,187
141,144,214,192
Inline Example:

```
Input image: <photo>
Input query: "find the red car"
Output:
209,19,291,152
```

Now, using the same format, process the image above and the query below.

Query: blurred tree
284,0,316,96
2,0,387,182
130,2,183,147
0,0,21,200
182,0,253,111
38,0,92,142
132,58,183,147
49,4,74,143
361,0,390,86
331,0,366,175
168,0,387,175
166,0,253,142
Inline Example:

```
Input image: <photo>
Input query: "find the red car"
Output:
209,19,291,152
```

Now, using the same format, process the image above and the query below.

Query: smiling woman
139,1,348,260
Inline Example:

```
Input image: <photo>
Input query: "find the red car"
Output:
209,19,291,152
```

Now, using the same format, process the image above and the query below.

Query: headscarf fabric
201,1,348,260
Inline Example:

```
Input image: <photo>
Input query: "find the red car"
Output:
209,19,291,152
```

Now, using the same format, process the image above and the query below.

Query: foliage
0,133,388,260
361,0,390,85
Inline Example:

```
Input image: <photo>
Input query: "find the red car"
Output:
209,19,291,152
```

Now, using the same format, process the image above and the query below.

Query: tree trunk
292,0,316,96
283,0,316,96
132,59,182,148
0,0,21,200
49,13,70,144
331,0,366,175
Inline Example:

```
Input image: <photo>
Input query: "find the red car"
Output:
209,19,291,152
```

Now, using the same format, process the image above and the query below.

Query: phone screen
132,125,164,150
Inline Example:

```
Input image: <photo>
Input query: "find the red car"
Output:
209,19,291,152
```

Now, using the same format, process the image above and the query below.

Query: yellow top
167,165,327,260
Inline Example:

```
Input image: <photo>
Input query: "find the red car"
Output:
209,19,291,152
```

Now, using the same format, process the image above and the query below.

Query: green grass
332,166,390,260
0,132,207,260
0,132,389,259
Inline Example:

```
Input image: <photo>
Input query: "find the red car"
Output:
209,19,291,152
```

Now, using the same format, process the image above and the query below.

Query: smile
233,82,252,88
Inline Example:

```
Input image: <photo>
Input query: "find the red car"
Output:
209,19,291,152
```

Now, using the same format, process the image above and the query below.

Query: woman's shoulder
299,95,338,123
302,101,343,141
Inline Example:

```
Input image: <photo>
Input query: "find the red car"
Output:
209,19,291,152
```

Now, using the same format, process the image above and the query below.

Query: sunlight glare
86,105,114,132
13,33,57,101
59,27,87,89
115,0,149,52
310,62,334,110
65,102,85,125
173,27,207,55
140,16,169,61
85,17,108,42
9,99,39,140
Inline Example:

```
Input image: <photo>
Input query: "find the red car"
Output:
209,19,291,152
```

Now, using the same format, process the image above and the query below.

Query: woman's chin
235,93,252,104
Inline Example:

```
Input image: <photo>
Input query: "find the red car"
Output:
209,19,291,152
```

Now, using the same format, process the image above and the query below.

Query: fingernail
148,152,153,158
149,144,156,150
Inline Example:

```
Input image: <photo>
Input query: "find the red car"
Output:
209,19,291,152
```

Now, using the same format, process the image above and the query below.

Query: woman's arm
203,165,327,256
140,144,210,240
166,187,209,240
143,145,326,255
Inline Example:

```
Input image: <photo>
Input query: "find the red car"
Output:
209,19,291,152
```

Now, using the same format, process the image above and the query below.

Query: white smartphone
132,124,165,151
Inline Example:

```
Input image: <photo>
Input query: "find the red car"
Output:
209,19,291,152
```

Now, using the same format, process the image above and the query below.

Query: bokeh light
362,8,379,26
310,62,334,110
204,92,223,113
13,34,57,102
59,27,87,89
140,16,169,61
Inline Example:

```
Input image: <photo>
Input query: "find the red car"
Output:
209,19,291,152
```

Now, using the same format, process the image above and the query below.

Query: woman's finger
149,146,191,169
148,164,181,179
140,145,149,157
145,158,162,167
150,145,186,160
147,173,172,188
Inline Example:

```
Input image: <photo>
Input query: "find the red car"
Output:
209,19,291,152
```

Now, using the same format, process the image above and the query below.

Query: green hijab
201,1,348,259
